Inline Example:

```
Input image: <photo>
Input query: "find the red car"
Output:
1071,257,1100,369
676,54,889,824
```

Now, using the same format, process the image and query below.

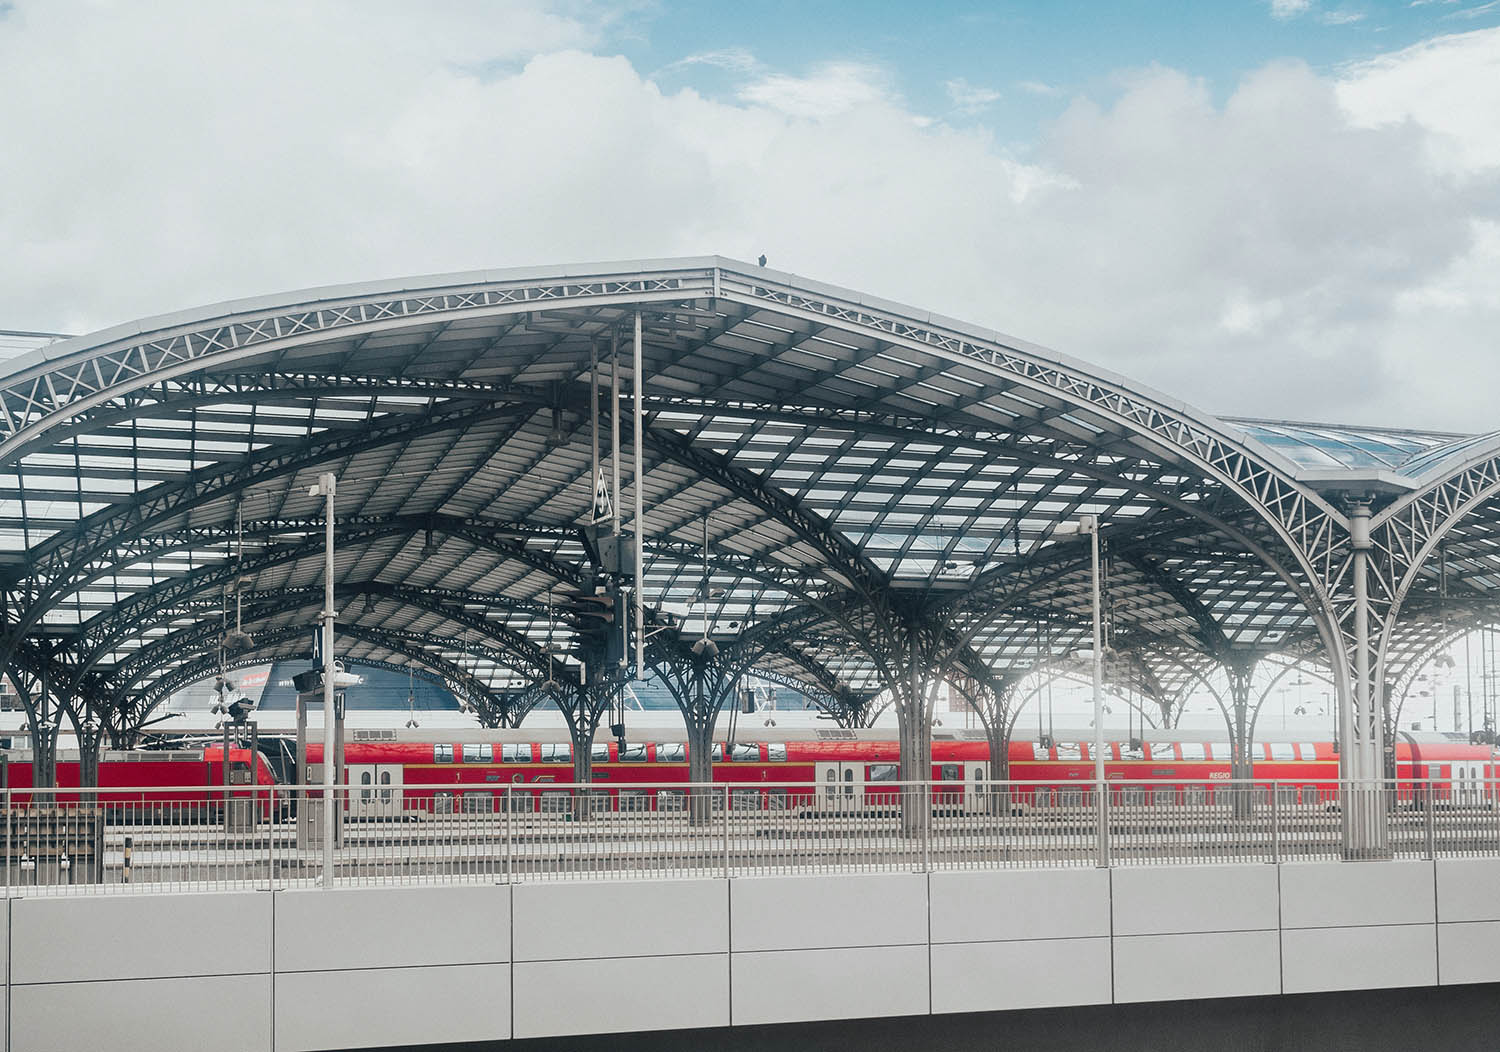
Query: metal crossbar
4,778,1497,896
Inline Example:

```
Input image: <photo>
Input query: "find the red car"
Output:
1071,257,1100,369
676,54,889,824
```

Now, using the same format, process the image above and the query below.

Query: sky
1,0,1498,431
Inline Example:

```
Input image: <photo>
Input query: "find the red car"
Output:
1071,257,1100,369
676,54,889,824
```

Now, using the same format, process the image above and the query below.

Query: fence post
504,788,513,884
722,785,730,879
1425,780,1437,860
922,781,931,873
1271,781,1281,865
1097,780,1110,868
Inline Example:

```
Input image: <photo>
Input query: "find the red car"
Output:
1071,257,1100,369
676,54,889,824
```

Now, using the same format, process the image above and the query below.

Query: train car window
1147,744,1177,762
768,788,789,810
433,791,454,814
940,764,961,781
502,744,530,763
1061,788,1086,808
1179,743,1207,762
591,743,610,763
435,744,455,763
620,790,650,812
1122,786,1144,806
502,791,532,813
540,744,570,763
1276,785,1298,807
1120,741,1145,760
732,788,761,810
360,771,373,801
587,789,612,810
1268,743,1295,762
868,763,899,782
656,743,686,763
1152,788,1176,807
618,743,647,762
658,790,686,812
712,744,725,762
462,791,492,813
767,744,787,763
1302,785,1319,804
1297,743,1319,761
464,744,493,763
1055,743,1082,762
1185,785,1207,806
540,791,570,813
1034,787,1052,807
729,744,759,763
1031,742,1052,760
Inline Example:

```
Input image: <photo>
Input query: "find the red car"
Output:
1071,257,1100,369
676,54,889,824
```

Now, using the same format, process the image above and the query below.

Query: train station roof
1,258,1497,733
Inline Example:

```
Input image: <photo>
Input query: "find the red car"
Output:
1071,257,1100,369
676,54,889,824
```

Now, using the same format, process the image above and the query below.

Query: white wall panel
1438,921,1500,985
1279,861,1434,929
730,873,927,952
11,974,270,1052
10,892,270,984
732,945,929,1025
931,938,1111,1014
1436,859,1500,923
276,884,509,972
1114,930,1280,1003
513,879,725,962
513,953,728,1038
1282,924,1437,993
276,963,509,1051
929,868,1110,943
1113,865,1278,936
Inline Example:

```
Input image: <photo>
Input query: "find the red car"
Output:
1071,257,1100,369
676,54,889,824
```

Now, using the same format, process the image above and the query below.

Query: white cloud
656,47,760,75
1338,26,1500,173
1321,9,1366,24
945,77,1001,113
1017,79,1061,96
1271,0,1314,18
1,4,1498,433
736,62,889,119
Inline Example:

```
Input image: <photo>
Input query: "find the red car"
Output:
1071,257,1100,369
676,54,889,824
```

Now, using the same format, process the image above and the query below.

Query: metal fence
4,778,1499,896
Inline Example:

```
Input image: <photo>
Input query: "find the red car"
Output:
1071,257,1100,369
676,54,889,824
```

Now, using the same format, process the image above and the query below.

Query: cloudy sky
2,0,1498,432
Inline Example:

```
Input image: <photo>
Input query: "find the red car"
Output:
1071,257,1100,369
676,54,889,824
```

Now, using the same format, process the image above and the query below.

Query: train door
349,764,404,818
815,762,863,808
967,762,989,814
1455,761,1483,806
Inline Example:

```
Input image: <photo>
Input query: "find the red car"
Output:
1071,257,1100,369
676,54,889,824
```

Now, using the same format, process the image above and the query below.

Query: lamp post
310,471,337,886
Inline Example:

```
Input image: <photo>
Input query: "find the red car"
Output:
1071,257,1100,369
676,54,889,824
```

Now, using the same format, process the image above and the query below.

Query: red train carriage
0,746,278,818
297,728,1498,817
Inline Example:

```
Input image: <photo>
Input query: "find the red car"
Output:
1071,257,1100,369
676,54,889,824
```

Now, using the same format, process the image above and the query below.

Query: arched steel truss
2,258,1498,853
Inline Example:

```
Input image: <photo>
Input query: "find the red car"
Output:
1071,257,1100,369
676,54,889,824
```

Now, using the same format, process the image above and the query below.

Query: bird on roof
757,254,767,267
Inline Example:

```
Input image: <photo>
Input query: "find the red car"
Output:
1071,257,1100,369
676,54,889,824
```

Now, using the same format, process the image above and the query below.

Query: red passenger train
0,729,1492,817
302,728,1498,817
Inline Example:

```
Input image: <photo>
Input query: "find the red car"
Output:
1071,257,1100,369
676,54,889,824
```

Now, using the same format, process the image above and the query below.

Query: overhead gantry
1,258,1496,853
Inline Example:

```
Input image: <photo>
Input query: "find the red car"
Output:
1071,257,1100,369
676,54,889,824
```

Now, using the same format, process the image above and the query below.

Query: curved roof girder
130,622,508,725
104,581,570,703
68,514,595,675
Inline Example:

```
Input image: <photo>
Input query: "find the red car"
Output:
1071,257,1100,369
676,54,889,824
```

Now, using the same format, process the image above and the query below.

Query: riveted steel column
1349,501,1378,857
320,471,337,885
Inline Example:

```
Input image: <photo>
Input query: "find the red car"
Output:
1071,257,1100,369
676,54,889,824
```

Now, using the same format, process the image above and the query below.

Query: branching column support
654,654,742,825
1224,659,1257,784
